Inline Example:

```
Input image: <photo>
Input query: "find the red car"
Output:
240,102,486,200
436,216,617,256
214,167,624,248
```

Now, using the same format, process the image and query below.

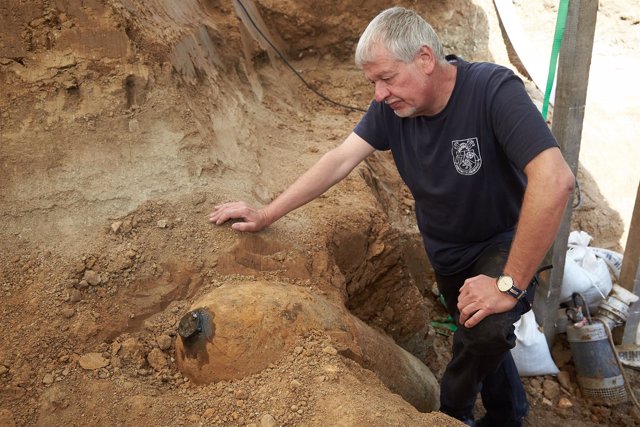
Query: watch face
497,275,514,292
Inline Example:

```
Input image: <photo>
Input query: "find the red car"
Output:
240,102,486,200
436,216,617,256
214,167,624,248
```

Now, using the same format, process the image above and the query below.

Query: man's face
362,45,431,118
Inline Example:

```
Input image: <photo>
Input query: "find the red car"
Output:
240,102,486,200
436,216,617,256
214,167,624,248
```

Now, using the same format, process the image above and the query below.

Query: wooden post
533,0,599,347
622,183,640,344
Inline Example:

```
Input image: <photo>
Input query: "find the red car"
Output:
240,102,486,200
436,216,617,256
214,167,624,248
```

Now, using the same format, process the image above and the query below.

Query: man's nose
374,82,390,103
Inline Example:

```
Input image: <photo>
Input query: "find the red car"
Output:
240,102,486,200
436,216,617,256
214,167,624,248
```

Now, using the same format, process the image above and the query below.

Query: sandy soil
0,1,638,426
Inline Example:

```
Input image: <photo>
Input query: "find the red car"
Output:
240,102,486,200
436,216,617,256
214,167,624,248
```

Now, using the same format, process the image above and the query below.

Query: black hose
235,0,368,113
573,178,582,209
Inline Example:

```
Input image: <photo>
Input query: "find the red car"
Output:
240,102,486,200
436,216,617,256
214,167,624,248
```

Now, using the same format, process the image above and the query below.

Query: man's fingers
231,221,259,232
458,303,475,326
458,300,492,328
208,209,235,224
463,310,487,328
208,202,250,224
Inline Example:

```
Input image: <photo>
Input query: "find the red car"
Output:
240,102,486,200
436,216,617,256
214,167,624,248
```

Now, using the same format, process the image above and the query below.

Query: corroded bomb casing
174,280,440,412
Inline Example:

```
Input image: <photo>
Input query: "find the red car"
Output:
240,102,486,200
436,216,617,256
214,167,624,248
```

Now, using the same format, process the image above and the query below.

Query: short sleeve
490,75,559,170
353,101,391,151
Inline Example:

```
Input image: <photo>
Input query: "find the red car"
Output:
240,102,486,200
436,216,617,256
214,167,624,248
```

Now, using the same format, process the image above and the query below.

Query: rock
592,406,611,418
79,353,109,370
83,270,101,286
259,414,277,427
202,408,215,419
234,389,249,400
73,260,86,274
110,340,121,354
557,370,572,390
322,345,337,355
156,334,172,350
111,221,123,233
42,373,54,385
157,219,168,228
111,356,122,368
147,348,167,371
107,253,134,272
529,377,542,390
191,193,206,206
558,397,573,408
121,338,145,363
0,366,8,375
542,378,560,401
61,308,75,318
69,289,82,303
121,219,133,233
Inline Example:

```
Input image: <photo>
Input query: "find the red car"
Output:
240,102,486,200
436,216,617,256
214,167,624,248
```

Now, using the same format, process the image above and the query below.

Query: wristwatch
496,274,527,300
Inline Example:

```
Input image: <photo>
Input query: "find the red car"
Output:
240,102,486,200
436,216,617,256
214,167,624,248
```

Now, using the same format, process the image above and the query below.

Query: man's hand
208,201,270,232
457,274,517,328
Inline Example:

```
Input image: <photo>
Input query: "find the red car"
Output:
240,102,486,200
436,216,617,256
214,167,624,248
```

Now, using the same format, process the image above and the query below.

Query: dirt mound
0,1,636,426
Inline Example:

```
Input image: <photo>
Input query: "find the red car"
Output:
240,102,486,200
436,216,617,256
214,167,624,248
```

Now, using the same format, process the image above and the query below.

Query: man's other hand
457,274,517,328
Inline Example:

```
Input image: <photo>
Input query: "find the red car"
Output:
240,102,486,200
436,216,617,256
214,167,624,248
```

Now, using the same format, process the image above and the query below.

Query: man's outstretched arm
208,132,376,231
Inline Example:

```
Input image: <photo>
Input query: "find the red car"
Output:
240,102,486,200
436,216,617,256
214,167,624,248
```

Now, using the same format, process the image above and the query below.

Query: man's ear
417,45,436,74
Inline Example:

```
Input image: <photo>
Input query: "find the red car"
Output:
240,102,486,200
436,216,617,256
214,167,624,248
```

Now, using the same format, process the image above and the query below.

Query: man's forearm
262,132,376,226
262,150,351,225
503,148,575,289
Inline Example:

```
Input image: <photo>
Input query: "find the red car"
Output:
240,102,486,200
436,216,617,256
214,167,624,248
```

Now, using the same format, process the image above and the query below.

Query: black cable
235,0,368,113
573,178,582,209
571,292,592,324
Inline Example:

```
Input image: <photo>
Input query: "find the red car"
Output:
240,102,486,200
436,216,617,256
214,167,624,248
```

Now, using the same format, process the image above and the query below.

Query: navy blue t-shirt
353,56,558,275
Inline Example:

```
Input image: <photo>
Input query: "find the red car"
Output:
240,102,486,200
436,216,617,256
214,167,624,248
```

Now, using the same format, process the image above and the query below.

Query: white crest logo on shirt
451,138,482,175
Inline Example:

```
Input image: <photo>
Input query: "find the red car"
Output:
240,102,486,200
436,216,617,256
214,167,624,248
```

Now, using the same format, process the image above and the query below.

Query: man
209,7,574,427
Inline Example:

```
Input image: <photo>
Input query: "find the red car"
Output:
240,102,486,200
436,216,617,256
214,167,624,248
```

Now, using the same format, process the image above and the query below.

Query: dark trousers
436,242,536,426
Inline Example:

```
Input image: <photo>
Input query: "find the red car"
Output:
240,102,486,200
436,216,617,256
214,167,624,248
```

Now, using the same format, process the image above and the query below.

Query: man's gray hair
355,7,445,67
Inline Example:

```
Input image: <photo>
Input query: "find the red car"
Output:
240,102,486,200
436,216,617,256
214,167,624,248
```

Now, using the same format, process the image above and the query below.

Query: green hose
541,0,570,121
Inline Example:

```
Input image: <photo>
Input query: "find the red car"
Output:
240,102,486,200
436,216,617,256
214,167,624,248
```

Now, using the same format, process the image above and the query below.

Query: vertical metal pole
622,183,640,344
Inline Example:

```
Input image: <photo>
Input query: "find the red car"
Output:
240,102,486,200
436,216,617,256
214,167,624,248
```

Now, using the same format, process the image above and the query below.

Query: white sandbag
590,247,623,280
561,253,611,305
567,230,593,247
561,231,613,307
511,310,559,376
